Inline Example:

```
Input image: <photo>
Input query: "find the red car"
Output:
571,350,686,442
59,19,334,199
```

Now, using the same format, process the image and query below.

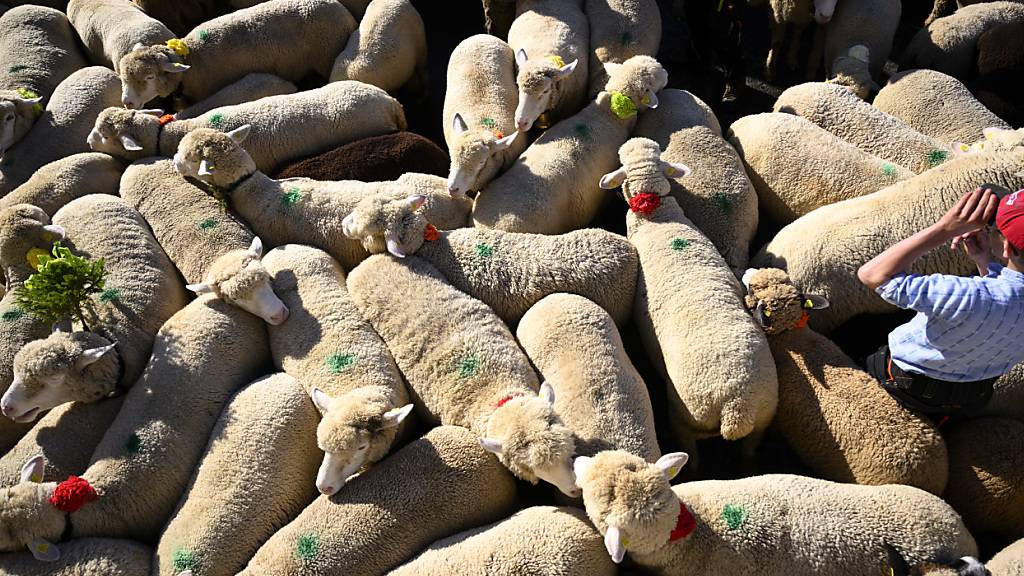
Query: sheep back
0,153,124,217
634,88,722,143
67,0,174,72
584,0,661,95
901,1,1024,79
273,132,449,182
823,0,901,78
329,0,426,94
172,72,298,120
0,537,152,575
987,538,1024,574
0,5,87,100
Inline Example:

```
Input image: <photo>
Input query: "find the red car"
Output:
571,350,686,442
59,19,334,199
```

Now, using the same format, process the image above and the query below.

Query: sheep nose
318,484,335,496
448,185,460,195
122,97,137,109
516,120,530,132
269,306,290,325
568,488,581,498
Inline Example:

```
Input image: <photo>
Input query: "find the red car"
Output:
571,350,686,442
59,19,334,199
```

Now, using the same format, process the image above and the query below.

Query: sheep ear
75,343,116,370
380,404,414,429
19,455,45,484
119,134,143,151
185,282,213,295
654,452,689,480
599,166,627,189
227,124,251,144
662,161,690,178
494,131,518,149
41,224,65,240
983,127,1004,141
754,301,770,327
197,159,215,176
13,94,42,105
646,90,659,109
310,388,333,412
555,59,578,78
515,48,529,67
452,113,469,136
538,381,555,405
385,235,405,258
740,268,758,292
604,524,626,564
955,557,988,576
801,294,830,310
883,544,910,576
479,438,503,455
406,195,427,211
848,44,870,63
603,62,624,78
161,62,190,73
249,236,263,258
573,455,593,481
179,572,194,576
28,538,60,562
137,108,165,117
132,42,146,52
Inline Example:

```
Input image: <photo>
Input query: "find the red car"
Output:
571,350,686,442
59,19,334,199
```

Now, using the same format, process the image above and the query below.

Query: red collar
668,502,696,542
158,114,176,126
496,393,526,408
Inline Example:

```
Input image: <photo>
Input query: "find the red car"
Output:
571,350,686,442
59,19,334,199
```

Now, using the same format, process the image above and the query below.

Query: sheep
728,112,914,225
757,0,837,81
171,72,296,120
0,153,124,217
988,538,1024,575
599,138,777,453
474,55,667,233
634,88,722,143
824,45,877,99
481,0,515,37
0,66,121,195
348,254,580,495
584,0,661,95
272,131,449,182
0,535,151,572
260,244,413,495
0,247,279,553
388,506,616,576
742,268,949,494
516,293,660,462
753,146,1024,333
0,5,88,153
943,417,1024,543
572,449,979,572
822,0,901,96
329,0,427,95
117,0,355,109
2,194,189,419
972,19,1024,128
170,126,471,270
774,82,955,174
67,0,174,73
238,425,519,576
507,0,589,132
119,158,254,285
339,195,638,325
442,34,524,197
154,373,320,576
130,0,267,37
985,362,1024,422
87,80,406,171
902,2,1024,80
874,69,1011,145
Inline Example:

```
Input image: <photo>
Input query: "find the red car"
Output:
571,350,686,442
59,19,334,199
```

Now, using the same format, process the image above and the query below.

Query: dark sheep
272,131,449,182
971,19,1024,126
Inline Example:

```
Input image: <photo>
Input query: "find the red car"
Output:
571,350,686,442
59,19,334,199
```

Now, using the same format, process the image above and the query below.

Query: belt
884,356,995,408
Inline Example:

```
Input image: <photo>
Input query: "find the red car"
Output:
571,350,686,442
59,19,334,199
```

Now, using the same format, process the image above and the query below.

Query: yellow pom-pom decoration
26,248,48,270
165,38,190,58
610,91,637,119
14,88,43,116
547,55,566,68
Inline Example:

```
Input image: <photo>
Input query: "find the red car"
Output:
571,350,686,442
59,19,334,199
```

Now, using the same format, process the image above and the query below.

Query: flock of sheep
0,0,1021,574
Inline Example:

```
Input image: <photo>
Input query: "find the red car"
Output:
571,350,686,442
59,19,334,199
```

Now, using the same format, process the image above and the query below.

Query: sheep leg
786,21,808,72
739,429,765,470
804,25,826,80
765,20,786,82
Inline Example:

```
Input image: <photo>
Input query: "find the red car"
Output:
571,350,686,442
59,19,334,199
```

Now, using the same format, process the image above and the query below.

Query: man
857,187,1024,424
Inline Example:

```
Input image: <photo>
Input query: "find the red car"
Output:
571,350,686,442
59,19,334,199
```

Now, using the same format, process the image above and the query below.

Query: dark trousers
865,345,995,426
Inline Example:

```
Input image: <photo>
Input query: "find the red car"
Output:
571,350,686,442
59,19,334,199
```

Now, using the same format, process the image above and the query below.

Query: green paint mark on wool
125,433,142,454
326,353,355,374
282,187,301,207
480,117,497,129
927,149,949,167
8,65,27,73
711,192,733,214
1,308,24,322
457,354,481,378
881,163,897,177
173,548,195,572
208,113,225,129
574,123,590,138
722,504,747,530
475,243,494,257
99,287,121,303
198,218,218,231
671,238,690,251
296,534,318,561
198,29,210,41
620,31,634,45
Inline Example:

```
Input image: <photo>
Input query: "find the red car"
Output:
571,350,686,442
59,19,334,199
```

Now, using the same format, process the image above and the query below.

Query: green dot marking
125,433,142,454
480,117,496,129
711,192,733,214
475,243,494,258
457,354,480,378
8,65,27,73
326,353,355,374
881,163,897,177
198,30,210,41
620,31,634,45
574,123,590,138
282,187,301,207
208,112,225,129
1,308,24,322
722,504,747,530
296,534,318,561
173,548,195,572
927,149,949,168
99,287,121,303
671,238,690,251
198,218,218,231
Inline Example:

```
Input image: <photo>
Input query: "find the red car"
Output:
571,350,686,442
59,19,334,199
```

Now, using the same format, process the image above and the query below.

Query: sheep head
342,193,430,258
174,125,256,189
741,268,829,335
0,90,43,159
513,49,579,132
573,450,690,563
480,382,579,497
602,56,668,119
3,332,120,422
186,237,290,325
310,385,413,496
827,45,878,100
117,43,189,109
446,113,518,196
0,204,64,281
813,0,838,24
952,127,1024,156
598,138,691,215
86,107,163,160
0,456,83,562
884,543,990,576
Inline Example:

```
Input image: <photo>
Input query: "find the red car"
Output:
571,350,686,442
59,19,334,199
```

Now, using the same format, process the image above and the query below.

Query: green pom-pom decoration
1,308,24,322
17,242,106,327
208,113,225,129
14,87,43,116
475,243,494,258
610,92,637,120
124,433,142,454
173,548,196,572
927,149,949,168
457,353,481,378
326,353,355,374
671,238,691,251
296,534,318,561
99,287,121,303
282,187,301,207
722,504,747,530
198,218,218,231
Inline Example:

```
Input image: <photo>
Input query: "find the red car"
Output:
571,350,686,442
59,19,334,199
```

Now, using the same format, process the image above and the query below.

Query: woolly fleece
130,0,252,37
584,0,661,95
0,5,87,103
988,538,1024,575
273,131,449,182
172,72,297,120
330,0,427,94
0,153,123,217
633,88,722,143
823,0,900,80
0,537,151,575
67,0,174,73
902,2,1024,79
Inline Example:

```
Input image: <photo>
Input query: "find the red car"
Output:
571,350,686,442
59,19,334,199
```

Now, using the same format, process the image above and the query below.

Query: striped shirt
876,264,1024,382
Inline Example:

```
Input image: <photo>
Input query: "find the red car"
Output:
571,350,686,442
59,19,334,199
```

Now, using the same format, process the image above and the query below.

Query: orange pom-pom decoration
158,114,176,126
423,223,440,242
628,193,662,215
794,312,810,330
49,476,98,513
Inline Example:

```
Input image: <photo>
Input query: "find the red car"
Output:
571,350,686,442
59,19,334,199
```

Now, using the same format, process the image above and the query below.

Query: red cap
996,189,1024,251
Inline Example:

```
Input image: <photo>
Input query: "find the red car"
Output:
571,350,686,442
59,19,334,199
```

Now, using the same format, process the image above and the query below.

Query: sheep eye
4,114,12,122
357,443,369,451
145,75,155,81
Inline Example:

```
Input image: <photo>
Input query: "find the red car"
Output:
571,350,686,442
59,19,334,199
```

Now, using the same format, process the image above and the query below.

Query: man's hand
951,228,992,275
937,187,999,237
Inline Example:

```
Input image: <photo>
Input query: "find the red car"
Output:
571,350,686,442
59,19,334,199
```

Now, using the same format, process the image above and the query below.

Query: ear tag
763,308,772,317
34,542,48,554
667,467,677,476
804,299,813,309
621,536,630,547
547,55,565,68
665,166,676,176
29,472,42,482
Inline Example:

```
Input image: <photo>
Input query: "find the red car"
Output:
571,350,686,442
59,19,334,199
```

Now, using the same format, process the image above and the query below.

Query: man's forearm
858,224,951,290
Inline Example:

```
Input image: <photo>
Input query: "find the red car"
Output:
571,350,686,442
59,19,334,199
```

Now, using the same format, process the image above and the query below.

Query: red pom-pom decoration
668,503,696,541
49,476,98,513
628,193,662,215
423,223,440,242
794,311,810,330
158,114,176,126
